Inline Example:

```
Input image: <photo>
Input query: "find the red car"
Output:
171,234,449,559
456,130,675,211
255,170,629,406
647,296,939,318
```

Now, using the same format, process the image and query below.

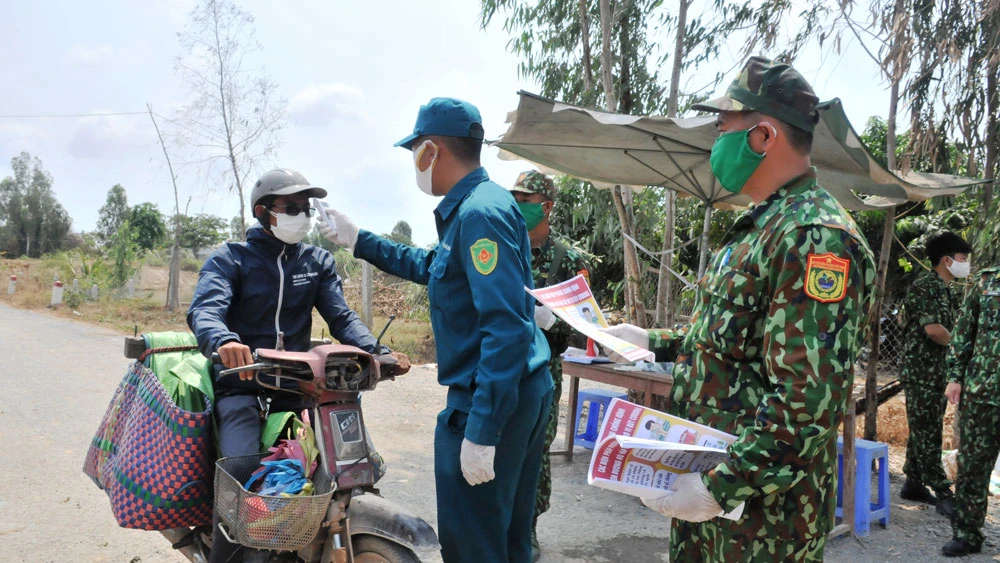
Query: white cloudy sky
0,0,892,247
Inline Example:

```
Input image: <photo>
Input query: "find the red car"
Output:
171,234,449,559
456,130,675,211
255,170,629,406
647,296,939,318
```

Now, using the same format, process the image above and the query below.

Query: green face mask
709,125,765,193
517,201,546,230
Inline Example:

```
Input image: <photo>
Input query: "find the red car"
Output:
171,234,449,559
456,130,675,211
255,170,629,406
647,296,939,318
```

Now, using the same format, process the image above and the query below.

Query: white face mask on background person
413,140,438,196
269,211,312,244
946,256,971,279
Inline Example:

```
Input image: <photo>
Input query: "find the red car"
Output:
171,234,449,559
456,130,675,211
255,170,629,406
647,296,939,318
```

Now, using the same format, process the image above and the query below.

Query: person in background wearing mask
941,263,1000,557
509,169,591,562
320,98,552,563
187,168,410,563
603,57,876,561
898,232,971,517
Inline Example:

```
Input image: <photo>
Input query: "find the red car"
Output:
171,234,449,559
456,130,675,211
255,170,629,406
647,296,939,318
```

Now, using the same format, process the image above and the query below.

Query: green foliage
130,202,167,251
547,175,737,309
230,215,245,241
175,213,227,257
480,0,821,318
968,188,1000,269
481,0,670,115
853,114,1000,294
305,224,337,253
0,152,72,258
65,289,84,309
386,221,414,246
105,219,140,289
97,184,129,243
182,257,203,272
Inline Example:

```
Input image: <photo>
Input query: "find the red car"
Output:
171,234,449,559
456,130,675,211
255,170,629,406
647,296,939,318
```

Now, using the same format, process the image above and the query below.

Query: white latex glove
534,305,556,331
319,208,360,250
460,438,496,486
601,323,650,350
641,472,724,523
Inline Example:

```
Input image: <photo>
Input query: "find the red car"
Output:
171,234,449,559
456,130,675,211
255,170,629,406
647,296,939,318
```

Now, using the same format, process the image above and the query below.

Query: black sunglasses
270,203,314,217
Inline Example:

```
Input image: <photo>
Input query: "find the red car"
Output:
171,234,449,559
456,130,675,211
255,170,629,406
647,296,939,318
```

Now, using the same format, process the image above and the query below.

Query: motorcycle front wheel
352,535,419,563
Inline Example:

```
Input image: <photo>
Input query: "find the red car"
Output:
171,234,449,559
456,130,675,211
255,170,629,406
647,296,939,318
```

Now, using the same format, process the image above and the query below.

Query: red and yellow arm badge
804,253,850,303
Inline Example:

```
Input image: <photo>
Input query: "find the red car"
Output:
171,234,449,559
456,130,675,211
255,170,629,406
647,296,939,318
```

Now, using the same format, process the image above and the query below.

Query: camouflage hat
511,170,558,200
691,56,820,132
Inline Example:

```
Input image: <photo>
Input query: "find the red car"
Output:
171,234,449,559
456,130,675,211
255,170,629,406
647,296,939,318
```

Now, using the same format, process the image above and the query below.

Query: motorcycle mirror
375,315,396,352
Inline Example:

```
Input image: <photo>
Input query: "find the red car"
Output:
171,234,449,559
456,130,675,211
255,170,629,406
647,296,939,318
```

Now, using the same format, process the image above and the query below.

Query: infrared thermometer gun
312,198,337,236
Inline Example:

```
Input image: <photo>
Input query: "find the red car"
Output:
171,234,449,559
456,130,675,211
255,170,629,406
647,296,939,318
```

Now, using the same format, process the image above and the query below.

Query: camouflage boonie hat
511,170,558,200
691,55,820,132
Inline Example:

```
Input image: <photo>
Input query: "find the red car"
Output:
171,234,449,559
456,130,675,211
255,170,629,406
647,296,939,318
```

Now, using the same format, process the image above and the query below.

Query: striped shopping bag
83,361,214,529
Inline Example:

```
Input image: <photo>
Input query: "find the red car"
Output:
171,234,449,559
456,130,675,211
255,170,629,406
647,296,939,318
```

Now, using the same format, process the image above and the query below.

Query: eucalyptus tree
482,0,833,324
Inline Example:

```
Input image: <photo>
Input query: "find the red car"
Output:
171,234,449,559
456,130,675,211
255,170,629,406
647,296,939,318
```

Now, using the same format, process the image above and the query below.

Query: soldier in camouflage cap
604,56,875,561
512,169,560,201
510,169,590,562
942,265,1000,557
692,55,820,133
898,232,970,518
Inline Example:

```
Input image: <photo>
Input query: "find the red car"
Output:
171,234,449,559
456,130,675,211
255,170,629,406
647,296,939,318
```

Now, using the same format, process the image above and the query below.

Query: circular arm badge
805,253,849,303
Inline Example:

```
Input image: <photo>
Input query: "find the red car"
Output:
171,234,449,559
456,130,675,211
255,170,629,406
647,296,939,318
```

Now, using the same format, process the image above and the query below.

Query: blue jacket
187,225,379,391
354,168,551,445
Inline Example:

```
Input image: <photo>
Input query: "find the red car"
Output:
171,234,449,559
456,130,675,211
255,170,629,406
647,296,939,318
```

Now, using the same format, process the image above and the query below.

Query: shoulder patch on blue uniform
470,239,499,275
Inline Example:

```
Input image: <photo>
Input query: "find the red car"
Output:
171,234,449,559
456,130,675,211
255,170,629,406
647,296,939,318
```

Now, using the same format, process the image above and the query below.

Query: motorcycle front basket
214,454,335,551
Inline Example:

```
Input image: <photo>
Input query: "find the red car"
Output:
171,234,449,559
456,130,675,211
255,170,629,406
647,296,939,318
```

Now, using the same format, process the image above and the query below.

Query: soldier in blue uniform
321,97,553,563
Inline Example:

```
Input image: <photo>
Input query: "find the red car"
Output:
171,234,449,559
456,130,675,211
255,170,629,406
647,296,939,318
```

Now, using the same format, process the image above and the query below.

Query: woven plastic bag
83,361,214,529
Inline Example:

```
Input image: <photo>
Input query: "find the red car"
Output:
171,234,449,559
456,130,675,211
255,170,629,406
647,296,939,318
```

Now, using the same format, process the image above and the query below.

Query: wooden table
553,360,674,462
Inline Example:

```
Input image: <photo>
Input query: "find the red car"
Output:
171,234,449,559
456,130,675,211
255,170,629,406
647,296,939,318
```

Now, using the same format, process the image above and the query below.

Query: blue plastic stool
836,436,890,537
574,388,627,449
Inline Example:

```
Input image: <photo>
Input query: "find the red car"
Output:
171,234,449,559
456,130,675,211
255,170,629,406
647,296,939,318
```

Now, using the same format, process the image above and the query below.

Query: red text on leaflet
533,279,590,308
594,442,629,479
624,406,641,435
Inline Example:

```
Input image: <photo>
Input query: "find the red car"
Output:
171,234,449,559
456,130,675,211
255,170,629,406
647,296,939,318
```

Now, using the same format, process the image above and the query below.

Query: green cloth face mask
517,202,546,230
709,125,766,194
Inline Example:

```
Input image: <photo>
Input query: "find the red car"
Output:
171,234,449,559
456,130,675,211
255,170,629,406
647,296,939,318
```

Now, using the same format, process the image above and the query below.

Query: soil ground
3,303,1000,562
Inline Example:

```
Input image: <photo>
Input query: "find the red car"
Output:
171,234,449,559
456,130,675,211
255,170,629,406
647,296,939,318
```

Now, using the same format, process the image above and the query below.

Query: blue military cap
394,97,485,150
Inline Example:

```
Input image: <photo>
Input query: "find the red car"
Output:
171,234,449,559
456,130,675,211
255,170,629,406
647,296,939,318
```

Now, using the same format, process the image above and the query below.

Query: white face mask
269,211,311,245
413,140,438,196
946,257,971,279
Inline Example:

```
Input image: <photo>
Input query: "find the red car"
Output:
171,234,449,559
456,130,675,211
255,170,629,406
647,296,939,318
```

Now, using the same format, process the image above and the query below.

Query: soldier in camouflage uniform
604,56,876,562
899,232,971,516
510,170,590,563
941,265,1000,557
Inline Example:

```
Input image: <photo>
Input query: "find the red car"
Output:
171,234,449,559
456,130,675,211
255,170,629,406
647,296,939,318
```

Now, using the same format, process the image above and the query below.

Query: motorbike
124,320,440,563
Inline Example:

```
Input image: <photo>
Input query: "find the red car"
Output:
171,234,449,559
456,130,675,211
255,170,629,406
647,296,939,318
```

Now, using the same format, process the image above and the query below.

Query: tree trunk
655,0,689,327
362,261,373,328
598,0,617,112
598,0,645,326
696,204,714,279
984,58,998,216
147,104,183,312
864,29,904,441
578,0,594,93
209,0,247,241
655,190,677,326
666,0,688,119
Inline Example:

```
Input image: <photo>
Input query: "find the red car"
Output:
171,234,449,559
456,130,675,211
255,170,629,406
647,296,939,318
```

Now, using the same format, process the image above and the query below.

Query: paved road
0,304,676,563
2,303,955,563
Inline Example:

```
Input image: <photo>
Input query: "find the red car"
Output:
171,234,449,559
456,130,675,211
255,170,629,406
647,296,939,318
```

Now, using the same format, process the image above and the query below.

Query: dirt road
1,303,998,562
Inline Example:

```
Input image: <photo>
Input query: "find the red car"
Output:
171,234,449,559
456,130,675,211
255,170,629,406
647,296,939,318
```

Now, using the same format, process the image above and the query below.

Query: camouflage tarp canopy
495,91,985,211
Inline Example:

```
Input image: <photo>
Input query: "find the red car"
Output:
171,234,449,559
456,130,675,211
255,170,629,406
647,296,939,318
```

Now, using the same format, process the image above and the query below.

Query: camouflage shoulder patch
804,253,849,303
470,238,499,275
